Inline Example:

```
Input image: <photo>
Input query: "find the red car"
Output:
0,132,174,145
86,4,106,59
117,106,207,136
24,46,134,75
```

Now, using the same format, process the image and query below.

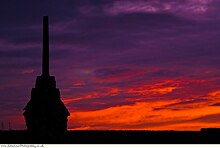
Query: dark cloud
167,98,209,106
153,98,210,111
94,68,134,78
68,94,135,111
210,102,220,106
146,70,182,78
191,113,220,123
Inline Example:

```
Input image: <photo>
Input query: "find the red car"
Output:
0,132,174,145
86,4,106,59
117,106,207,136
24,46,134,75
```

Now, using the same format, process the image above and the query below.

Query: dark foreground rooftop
1,130,220,144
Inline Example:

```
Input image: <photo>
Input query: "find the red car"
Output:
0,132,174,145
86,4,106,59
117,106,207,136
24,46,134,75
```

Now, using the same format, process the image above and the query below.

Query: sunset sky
1,0,220,131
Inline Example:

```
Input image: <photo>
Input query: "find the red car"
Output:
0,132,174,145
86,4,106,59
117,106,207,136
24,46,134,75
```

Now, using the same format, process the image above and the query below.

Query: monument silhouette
23,16,70,139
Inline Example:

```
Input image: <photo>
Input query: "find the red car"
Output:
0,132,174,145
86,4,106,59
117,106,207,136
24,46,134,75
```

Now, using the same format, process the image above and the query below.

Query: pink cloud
105,0,213,20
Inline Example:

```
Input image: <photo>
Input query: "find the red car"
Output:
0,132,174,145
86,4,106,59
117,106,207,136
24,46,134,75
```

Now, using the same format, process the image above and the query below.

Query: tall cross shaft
42,16,49,76
23,16,70,138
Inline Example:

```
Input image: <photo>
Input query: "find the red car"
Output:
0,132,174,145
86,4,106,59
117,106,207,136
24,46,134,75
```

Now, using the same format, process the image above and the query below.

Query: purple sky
1,0,220,130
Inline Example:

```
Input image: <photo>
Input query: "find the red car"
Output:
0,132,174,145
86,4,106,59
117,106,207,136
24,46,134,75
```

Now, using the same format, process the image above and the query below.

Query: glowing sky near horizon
1,0,220,130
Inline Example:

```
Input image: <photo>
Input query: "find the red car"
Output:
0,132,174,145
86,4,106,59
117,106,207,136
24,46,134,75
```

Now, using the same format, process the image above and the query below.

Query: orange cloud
68,99,220,130
64,77,220,131
127,80,181,96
